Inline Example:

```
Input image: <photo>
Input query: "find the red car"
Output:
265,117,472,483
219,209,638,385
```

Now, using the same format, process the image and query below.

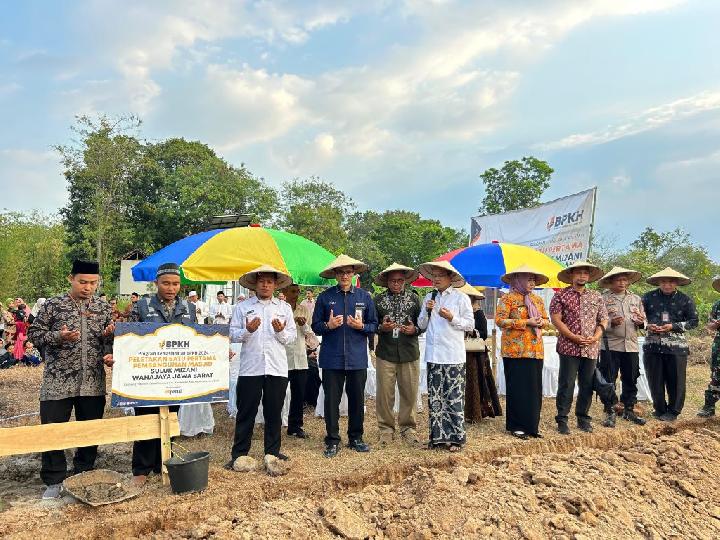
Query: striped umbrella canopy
413,242,565,288
132,227,336,285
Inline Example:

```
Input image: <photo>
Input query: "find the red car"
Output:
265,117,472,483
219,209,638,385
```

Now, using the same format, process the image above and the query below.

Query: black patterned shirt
374,289,422,363
28,294,113,401
642,288,698,355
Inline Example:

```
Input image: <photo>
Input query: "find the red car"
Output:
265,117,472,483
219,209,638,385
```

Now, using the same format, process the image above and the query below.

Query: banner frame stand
159,406,171,486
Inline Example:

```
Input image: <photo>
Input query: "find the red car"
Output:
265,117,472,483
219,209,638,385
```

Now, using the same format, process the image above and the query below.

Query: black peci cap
71,260,100,275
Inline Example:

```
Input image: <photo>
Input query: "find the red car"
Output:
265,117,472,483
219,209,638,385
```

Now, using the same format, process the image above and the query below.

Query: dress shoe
623,409,647,425
347,439,370,452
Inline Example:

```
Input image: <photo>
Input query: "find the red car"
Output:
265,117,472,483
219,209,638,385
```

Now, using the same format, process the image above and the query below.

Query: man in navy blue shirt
312,255,378,458
127,262,196,485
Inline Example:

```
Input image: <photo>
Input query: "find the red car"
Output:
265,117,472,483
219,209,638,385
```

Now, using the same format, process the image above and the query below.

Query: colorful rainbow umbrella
132,227,336,285
413,242,565,288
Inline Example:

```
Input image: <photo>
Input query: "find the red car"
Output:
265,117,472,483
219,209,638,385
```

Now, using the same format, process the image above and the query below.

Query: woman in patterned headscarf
496,265,550,439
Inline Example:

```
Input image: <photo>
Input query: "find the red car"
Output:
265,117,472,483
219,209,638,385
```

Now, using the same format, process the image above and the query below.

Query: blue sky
1,0,719,258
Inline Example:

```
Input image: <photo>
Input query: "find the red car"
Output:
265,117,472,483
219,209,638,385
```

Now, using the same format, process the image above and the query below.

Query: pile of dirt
1,364,719,538
72,482,129,504
1,422,716,539
195,425,720,539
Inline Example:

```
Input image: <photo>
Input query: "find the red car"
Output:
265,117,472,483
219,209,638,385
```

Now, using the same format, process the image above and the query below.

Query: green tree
360,210,466,268
345,210,468,287
130,139,278,252
58,118,280,286
594,227,720,324
277,177,355,254
0,212,68,301
478,156,553,215
58,115,143,285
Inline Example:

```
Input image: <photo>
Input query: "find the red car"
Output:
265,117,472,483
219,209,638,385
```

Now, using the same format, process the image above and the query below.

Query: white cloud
202,64,315,150
537,91,720,151
609,171,632,188
657,147,720,173
42,0,686,157
7,0,693,208
314,133,335,156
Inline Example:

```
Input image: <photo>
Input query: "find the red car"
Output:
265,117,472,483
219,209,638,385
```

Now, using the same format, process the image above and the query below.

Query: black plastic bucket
164,451,210,494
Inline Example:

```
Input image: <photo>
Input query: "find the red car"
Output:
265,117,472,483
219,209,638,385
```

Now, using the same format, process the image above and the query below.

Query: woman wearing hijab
495,265,550,439
29,298,47,324
12,306,28,361
459,284,501,423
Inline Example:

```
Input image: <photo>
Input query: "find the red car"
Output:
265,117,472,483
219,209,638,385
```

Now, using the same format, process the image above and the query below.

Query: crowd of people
11,253,720,499
0,297,45,368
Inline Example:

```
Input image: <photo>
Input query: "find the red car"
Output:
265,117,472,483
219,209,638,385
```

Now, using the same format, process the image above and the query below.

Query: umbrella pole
491,287,498,380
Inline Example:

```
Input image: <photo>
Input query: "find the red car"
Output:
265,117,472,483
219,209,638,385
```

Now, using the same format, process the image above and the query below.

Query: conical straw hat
712,276,720,293
319,254,368,279
646,267,691,287
501,264,550,286
417,260,465,287
374,262,419,287
598,266,642,289
457,283,485,299
557,260,603,285
239,265,293,291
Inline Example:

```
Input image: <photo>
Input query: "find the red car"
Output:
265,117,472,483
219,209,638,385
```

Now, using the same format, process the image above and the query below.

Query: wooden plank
0,413,179,457
491,327,498,380
159,406,171,486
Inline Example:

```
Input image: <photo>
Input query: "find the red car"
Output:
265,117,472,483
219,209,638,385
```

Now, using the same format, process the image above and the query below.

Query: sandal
448,444,462,453
511,431,529,440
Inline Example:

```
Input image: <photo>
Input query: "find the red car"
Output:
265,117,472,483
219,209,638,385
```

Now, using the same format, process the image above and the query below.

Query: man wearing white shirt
226,265,297,466
187,291,209,324
210,291,233,324
417,261,474,452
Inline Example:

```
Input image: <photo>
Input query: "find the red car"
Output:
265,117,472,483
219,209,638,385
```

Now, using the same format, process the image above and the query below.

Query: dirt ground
0,358,718,539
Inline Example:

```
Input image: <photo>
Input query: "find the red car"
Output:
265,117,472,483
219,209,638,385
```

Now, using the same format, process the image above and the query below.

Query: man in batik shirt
550,261,608,435
28,260,114,499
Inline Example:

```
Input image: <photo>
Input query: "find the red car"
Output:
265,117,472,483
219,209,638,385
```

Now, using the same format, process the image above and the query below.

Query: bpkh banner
111,322,230,408
470,188,596,265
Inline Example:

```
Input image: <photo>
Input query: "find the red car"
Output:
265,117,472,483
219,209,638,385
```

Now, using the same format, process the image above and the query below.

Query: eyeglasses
335,270,355,275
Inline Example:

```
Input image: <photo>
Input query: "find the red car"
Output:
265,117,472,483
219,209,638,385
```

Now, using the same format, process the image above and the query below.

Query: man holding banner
227,265,296,467
28,260,115,499
126,262,196,485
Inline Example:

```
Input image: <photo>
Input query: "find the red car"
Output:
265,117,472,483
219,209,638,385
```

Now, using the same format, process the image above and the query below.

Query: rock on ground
264,455,289,477
232,456,259,472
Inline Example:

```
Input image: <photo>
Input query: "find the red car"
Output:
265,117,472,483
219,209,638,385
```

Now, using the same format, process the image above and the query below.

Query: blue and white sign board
111,323,229,408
